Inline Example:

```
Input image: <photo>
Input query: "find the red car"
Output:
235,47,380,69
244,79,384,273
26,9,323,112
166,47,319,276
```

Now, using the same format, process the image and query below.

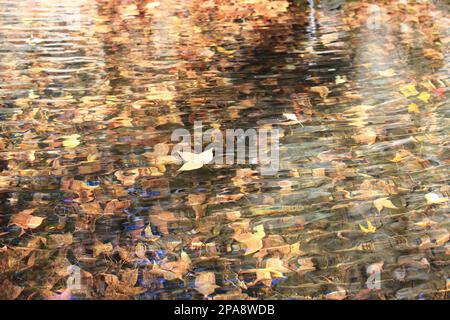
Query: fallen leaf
367,261,384,274
93,241,113,257
310,86,329,99
399,84,419,97
195,272,218,297
417,91,431,103
378,69,396,77
425,193,448,205
353,127,377,145
408,103,419,113
216,46,236,55
233,224,265,255
423,48,444,60
178,148,213,171
335,75,347,84
0,280,23,299
9,209,44,234
265,257,291,274
359,220,376,234
325,288,347,300
373,198,398,213
296,257,315,274
62,134,81,148
49,233,73,248
44,288,72,300
283,113,299,122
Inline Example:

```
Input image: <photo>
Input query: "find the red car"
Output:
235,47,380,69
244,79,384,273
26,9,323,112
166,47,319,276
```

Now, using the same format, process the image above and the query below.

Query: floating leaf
178,148,213,171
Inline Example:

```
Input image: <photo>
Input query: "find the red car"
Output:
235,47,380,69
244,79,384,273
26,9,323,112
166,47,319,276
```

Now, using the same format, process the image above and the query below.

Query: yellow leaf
390,153,405,163
335,75,347,84
216,46,236,55
408,103,419,113
62,134,80,148
417,91,431,103
310,86,329,99
87,154,97,162
254,224,265,238
359,220,376,233
28,90,39,99
400,84,419,97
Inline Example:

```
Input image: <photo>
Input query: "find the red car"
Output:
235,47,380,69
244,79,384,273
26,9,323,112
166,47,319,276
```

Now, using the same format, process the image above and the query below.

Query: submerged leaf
373,198,398,213
399,84,419,97
359,220,376,234
62,134,81,148
195,272,218,297
425,193,448,205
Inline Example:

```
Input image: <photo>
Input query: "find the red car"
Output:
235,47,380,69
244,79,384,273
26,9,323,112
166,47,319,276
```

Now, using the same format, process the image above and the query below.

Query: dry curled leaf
310,86,329,99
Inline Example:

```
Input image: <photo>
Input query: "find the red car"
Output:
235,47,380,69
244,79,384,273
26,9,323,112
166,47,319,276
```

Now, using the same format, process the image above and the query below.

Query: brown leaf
353,127,377,145
0,280,23,299
121,269,139,287
325,288,347,300
195,272,218,297
310,86,329,99
49,233,73,248
149,210,186,235
93,241,113,257
9,209,44,233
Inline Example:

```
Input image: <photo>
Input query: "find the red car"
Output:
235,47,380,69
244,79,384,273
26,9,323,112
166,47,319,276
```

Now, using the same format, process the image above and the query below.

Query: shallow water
0,0,449,300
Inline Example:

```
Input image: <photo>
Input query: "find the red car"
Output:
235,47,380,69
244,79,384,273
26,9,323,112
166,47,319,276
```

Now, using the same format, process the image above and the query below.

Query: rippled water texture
0,0,449,300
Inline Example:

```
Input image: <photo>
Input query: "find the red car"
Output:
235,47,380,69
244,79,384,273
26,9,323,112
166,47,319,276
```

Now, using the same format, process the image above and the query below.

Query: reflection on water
0,0,448,300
